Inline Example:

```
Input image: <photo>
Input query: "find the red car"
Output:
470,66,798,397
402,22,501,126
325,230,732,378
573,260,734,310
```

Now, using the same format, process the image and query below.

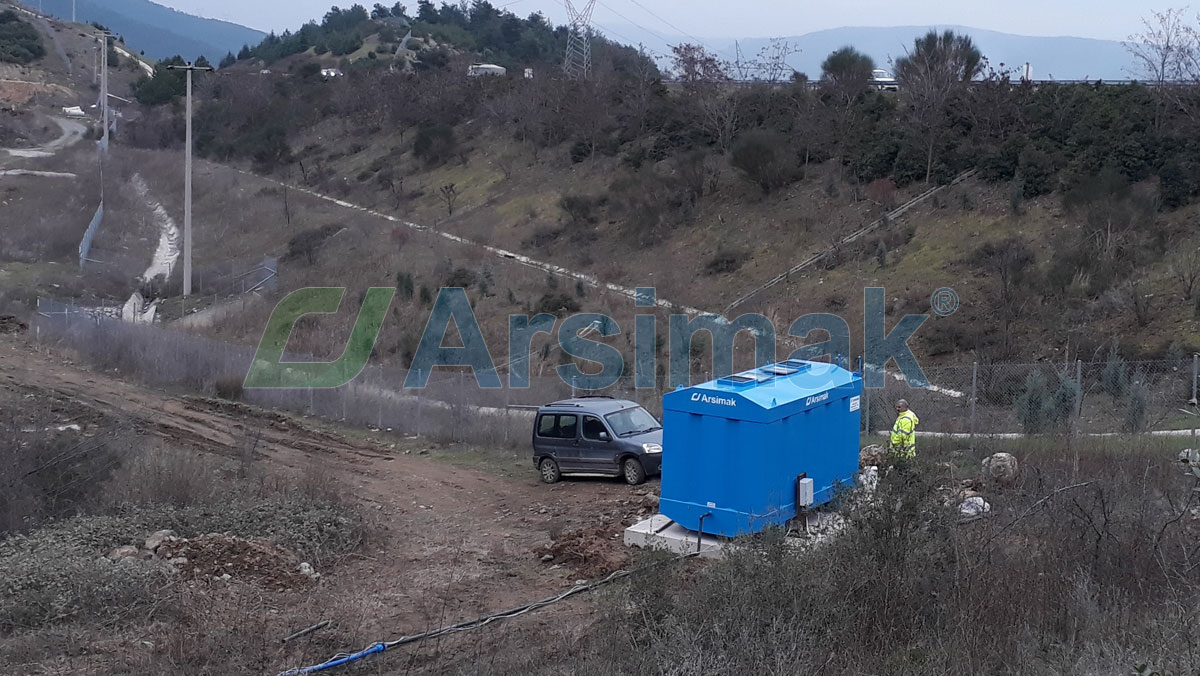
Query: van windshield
605,407,662,437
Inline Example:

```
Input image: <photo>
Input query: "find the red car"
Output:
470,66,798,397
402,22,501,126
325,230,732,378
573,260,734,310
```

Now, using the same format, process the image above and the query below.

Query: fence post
1192,354,1198,448
1074,359,1083,435
969,362,978,447
863,381,871,436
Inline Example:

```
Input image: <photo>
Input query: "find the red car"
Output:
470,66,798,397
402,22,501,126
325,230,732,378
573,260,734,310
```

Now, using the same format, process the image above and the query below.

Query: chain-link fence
28,313,1200,446
865,359,1199,441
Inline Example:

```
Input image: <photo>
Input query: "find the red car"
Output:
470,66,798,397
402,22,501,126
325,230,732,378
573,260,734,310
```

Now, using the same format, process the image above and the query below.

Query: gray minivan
532,397,663,485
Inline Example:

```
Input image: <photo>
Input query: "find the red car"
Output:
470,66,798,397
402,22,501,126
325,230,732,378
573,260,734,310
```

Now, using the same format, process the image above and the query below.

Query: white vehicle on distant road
872,68,898,91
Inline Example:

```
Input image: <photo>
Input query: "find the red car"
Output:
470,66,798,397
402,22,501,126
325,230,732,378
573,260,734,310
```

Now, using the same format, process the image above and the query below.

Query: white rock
982,453,1019,483
144,530,177,552
106,545,139,561
959,496,992,517
857,466,879,493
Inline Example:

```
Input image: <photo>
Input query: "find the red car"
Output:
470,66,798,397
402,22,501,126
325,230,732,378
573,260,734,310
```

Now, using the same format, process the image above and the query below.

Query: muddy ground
0,334,657,672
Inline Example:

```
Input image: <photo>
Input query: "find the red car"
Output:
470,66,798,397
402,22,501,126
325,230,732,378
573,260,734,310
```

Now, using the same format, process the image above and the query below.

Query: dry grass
550,442,1200,676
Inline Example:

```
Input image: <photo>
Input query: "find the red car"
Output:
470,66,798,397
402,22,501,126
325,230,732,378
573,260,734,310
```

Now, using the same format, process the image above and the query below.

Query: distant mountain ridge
602,23,1138,81
24,0,265,63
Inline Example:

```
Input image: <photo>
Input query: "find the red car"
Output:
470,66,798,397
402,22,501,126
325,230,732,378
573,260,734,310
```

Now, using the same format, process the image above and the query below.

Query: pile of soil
158,534,315,590
0,316,27,335
541,525,630,579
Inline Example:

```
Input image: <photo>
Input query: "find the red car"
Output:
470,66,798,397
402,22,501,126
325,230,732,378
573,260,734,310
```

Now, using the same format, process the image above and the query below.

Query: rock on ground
959,496,992,517
860,444,885,467
982,453,1019,484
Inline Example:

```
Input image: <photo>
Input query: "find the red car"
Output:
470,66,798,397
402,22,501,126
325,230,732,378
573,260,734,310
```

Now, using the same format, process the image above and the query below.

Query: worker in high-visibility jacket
890,399,919,457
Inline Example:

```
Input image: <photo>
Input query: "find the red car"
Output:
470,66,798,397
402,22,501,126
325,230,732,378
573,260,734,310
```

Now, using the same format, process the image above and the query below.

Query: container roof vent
761,363,801,376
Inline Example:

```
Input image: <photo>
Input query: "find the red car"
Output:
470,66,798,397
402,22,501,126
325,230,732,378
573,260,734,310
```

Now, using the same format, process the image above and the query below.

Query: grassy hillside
16,2,1200,373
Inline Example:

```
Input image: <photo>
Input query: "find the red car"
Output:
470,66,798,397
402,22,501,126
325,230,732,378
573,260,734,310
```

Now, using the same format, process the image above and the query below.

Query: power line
621,0,736,62
594,0,674,49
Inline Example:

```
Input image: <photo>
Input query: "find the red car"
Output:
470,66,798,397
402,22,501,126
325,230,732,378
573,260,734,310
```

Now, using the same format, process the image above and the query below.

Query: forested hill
231,1,645,73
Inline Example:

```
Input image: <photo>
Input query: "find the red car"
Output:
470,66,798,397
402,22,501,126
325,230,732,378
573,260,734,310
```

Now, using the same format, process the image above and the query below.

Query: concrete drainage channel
122,174,182,323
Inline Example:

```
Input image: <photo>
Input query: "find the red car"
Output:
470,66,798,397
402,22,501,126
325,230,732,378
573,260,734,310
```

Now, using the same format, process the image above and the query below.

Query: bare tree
788,76,821,169
754,38,801,84
1126,8,1193,83
1126,9,1199,129
820,46,875,172
440,183,459,216
1170,248,1200,299
671,43,728,87
698,92,741,153
672,44,740,152
971,237,1035,309
1124,276,1155,327
893,30,984,183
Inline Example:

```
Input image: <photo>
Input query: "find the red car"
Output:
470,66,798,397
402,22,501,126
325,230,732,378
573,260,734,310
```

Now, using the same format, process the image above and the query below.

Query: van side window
537,415,557,437
582,416,608,441
557,415,578,439
537,414,579,438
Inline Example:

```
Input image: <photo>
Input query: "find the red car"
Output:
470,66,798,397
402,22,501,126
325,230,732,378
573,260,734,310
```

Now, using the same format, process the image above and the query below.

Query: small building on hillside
467,63,506,77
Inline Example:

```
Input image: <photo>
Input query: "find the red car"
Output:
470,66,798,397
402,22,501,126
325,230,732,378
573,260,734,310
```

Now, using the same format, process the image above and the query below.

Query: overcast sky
157,0,1166,42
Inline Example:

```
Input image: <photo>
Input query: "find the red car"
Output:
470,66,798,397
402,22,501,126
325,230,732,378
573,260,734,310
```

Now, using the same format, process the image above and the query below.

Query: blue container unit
660,359,863,538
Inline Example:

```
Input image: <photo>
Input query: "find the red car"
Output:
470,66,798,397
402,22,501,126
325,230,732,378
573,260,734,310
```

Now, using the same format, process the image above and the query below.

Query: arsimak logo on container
691,393,737,406
243,285,959,391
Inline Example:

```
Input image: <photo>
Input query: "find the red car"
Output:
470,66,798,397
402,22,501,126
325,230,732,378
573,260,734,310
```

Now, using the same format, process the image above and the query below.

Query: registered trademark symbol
931,288,959,317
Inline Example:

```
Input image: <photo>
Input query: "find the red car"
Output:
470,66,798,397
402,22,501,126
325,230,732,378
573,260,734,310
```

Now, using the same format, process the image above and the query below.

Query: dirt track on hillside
0,335,654,656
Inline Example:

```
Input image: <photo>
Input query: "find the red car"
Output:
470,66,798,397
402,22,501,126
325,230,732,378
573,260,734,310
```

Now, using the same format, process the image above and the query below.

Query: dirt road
2,115,87,158
0,336,654,651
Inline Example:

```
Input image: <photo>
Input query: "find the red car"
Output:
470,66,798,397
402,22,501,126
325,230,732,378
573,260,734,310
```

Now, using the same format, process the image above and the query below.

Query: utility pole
165,62,213,297
72,0,76,23
97,32,112,150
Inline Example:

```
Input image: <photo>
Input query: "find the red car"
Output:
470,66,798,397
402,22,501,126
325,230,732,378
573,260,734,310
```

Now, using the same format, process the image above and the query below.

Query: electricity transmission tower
563,0,597,79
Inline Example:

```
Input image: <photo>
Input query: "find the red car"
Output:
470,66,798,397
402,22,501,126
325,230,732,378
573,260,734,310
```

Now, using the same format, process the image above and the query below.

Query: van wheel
539,458,561,484
622,457,647,486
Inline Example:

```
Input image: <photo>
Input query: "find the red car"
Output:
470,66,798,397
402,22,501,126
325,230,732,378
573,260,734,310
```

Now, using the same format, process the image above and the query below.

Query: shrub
1124,375,1149,433
559,194,601,227
731,129,795,195
396,271,415,299
705,249,747,275
283,224,342,265
444,267,478,288
1101,343,1130,399
1015,370,1053,433
534,294,581,317
569,140,591,164
413,124,457,166
0,10,45,64
213,375,244,401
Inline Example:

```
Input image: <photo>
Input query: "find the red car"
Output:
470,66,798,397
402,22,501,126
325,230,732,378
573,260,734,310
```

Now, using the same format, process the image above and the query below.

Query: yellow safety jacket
890,410,919,457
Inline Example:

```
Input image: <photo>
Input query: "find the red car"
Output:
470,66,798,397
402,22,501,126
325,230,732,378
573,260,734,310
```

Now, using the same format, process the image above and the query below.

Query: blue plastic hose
276,643,386,675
